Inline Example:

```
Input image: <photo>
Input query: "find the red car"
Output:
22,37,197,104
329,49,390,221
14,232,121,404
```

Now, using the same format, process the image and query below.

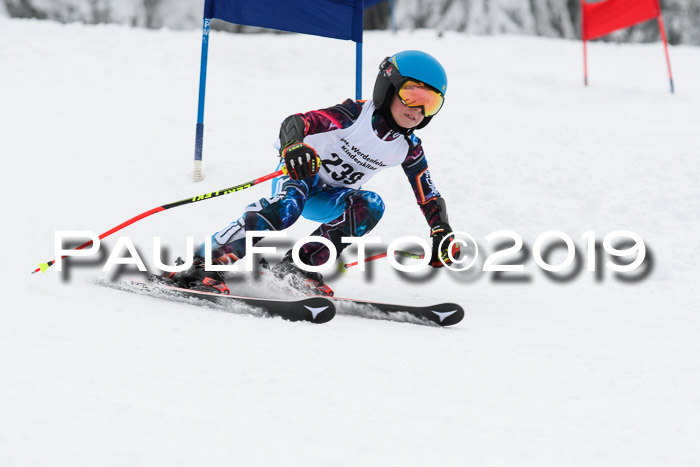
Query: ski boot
160,255,230,295
267,251,334,297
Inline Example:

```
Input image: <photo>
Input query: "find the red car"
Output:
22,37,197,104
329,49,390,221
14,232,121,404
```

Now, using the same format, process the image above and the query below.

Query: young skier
166,50,460,295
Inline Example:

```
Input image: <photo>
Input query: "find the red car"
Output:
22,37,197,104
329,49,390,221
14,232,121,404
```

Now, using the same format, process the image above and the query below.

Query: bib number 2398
322,152,365,185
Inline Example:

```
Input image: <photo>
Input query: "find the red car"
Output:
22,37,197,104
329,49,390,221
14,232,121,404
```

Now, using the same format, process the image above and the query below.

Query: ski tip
426,303,464,326
300,297,336,324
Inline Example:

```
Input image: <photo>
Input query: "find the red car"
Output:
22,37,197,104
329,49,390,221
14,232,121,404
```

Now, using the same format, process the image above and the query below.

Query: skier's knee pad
243,186,306,231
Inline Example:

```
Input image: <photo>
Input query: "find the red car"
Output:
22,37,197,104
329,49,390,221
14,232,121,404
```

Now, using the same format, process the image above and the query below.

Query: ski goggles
379,56,445,117
395,80,444,117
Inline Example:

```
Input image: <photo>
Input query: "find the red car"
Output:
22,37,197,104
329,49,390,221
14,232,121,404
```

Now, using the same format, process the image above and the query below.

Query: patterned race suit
198,99,445,267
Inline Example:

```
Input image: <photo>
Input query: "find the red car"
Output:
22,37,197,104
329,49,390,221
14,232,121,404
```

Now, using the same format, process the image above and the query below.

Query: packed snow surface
1,18,699,466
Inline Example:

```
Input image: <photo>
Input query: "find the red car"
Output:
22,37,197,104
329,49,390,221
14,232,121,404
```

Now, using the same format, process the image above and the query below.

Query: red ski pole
339,250,425,272
32,169,285,274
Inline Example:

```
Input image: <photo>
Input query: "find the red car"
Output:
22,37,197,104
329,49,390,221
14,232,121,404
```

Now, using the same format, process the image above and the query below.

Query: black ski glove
430,222,461,268
281,142,321,180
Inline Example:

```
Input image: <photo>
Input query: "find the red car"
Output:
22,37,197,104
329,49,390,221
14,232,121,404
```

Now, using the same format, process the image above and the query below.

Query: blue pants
199,173,385,266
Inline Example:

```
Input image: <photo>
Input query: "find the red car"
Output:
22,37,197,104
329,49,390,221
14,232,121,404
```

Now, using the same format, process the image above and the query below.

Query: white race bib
304,101,409,189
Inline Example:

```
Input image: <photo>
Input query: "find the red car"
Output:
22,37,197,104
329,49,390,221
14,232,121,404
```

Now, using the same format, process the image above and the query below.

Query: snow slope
1,19,700,466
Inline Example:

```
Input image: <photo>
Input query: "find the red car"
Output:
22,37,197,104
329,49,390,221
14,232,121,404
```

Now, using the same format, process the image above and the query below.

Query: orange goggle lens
396,80,444,117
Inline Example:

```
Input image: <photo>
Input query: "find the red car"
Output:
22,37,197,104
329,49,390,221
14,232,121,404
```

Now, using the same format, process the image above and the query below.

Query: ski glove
281,142,321,180
430,222,461,268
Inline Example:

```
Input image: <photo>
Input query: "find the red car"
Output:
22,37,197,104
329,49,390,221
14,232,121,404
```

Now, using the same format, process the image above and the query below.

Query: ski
257,259,463,326
98,279,335,324
328,295,464,326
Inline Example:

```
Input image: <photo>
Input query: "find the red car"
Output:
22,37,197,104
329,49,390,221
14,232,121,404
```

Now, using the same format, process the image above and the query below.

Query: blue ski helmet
373,50,447,130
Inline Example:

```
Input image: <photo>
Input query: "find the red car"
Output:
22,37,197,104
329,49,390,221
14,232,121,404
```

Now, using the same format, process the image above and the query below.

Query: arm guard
421,196,450,228
279,114,307,150
279,100,364,151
